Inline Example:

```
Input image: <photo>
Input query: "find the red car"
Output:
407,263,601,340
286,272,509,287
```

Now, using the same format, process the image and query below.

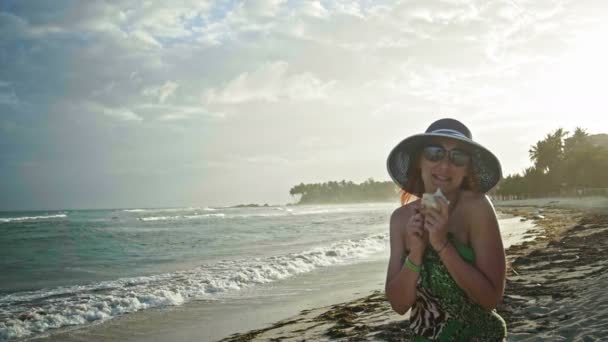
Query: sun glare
531,23,608,129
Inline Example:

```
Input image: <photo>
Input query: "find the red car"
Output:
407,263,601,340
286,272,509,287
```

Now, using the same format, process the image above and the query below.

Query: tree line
493,128,608,199
289,129,608,204
289,178,398,204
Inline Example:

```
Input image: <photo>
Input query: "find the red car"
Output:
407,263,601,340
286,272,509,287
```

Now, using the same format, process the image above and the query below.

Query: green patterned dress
405,235,507,341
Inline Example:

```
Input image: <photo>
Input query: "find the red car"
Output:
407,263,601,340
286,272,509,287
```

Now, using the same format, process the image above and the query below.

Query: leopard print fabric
407,243,507,341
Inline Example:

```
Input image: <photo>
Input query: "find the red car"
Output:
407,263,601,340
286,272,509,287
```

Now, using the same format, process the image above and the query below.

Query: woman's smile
431,173,452,187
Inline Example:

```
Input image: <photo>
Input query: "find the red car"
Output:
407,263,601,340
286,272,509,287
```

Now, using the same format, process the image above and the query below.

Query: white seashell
421,189,450,210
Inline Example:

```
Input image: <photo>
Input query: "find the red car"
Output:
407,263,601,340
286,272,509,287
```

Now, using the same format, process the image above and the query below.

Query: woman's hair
399,151,480,206
399,151,424,205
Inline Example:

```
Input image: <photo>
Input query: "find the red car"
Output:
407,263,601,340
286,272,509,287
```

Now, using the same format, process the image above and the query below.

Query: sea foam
0,233,388,340
139,213,225,221
0,214,67,223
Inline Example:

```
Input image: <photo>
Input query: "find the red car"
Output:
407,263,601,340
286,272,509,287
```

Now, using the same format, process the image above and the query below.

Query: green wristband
404,256,421,273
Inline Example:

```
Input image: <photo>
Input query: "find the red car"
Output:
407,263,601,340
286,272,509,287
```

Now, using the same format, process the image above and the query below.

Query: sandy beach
221,197,608,341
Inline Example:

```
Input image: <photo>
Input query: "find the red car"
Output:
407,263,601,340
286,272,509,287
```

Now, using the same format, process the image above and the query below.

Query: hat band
430,129,468,138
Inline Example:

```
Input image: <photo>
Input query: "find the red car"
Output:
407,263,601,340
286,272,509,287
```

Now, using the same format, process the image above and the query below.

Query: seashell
421,188,449,210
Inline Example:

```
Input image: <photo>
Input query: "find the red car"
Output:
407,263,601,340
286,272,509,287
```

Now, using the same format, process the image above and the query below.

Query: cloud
0,81,19,106
0,12,64,40
0,91,19,106
203,61,335,104
134,103,223,121
238,0,287,18
130,30,163,48
2,0,607,209
244,154,290,165
297,1,329,18
103,107,143,122
84,102,143,122
142,81,179,104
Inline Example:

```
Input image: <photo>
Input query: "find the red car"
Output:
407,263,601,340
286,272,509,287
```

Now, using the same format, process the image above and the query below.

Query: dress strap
447,233,475,263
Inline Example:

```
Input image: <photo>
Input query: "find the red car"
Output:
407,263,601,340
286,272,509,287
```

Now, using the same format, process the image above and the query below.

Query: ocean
0,203,536,341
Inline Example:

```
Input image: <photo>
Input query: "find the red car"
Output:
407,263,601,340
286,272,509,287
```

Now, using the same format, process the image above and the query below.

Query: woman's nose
436,155,451,168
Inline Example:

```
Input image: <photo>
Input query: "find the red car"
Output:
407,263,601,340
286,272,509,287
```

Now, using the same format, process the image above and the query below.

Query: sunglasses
422,145,471,167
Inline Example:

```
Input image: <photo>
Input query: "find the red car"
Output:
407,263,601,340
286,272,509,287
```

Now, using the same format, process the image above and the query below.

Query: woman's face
419,138,470,195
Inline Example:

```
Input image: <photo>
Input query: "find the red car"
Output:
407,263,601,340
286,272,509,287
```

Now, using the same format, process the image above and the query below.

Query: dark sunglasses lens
423,146,445,162
450,150,470,167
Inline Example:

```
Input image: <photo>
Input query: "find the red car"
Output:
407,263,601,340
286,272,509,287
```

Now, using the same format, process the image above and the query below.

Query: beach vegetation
289,178,398,204
289,129,608,204
495,129,608,199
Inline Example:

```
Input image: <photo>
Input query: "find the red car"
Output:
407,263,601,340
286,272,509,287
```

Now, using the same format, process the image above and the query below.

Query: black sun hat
386,118,502,194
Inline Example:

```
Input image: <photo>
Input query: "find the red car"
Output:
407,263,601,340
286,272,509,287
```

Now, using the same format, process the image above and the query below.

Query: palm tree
529,128,570,193
562,127,590,189
529,128,568,174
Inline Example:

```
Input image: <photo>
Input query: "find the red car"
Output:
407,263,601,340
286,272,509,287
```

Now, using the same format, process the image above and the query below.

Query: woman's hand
403,203,428,255
421,197,449,251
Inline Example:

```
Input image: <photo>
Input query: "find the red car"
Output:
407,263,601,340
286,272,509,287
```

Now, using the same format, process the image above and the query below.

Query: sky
1,0,608,211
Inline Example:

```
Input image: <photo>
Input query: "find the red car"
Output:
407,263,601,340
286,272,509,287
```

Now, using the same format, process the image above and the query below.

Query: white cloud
239,0,287,18
85,102,143,122
103,107,143,122
284,72,336,101
159,82,179,103
333,1,364,18
91,82,117,97
203,61,335,104
134,103,223,121
244,154,290,165
130,30,162,48
297,1,329,18
4,0,608,209
142,81,179,104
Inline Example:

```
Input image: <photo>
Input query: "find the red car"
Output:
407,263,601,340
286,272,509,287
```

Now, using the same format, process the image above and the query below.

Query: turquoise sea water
0,203,534,341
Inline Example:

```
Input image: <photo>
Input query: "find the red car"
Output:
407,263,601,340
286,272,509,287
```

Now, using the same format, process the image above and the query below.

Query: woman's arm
437,195,506,310
385,205,426,314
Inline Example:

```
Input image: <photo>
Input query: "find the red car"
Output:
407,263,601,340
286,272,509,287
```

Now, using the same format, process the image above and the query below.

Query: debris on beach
223,206,608,341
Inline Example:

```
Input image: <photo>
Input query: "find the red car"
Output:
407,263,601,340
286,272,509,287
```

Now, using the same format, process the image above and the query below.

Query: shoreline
221,200,608,341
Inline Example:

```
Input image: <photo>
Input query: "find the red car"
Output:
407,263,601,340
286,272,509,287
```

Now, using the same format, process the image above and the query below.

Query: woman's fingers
408,225,426,241
436,197,449,215
424,217,436,231
423,207,443,222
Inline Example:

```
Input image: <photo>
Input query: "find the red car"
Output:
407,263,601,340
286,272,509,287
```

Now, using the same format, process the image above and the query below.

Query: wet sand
222,202,608,341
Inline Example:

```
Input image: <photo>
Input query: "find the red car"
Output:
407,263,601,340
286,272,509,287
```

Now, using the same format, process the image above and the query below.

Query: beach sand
221,198,608,341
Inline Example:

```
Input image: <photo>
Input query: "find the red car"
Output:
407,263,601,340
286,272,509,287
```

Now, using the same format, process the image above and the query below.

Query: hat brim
387,133,502,194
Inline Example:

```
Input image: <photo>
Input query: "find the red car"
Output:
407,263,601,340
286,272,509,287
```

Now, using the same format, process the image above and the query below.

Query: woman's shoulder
390,200,419,226
459,190,493,208
459,191,499,231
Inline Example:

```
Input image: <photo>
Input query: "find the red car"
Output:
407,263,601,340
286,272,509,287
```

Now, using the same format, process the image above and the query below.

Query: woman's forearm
438,244,503,310
386,251,423,314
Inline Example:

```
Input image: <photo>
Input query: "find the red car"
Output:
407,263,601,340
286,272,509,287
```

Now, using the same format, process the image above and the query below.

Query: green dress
405,235,507,341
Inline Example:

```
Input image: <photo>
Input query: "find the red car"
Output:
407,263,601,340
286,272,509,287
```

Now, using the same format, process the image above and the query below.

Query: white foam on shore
131,205,392,221
228,204,392,218
0,233,388,340
123,207,201,213
0,214,67,223
139,213,225,221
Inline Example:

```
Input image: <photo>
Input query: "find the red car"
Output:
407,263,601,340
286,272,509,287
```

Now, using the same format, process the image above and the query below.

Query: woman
385,118,507,341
